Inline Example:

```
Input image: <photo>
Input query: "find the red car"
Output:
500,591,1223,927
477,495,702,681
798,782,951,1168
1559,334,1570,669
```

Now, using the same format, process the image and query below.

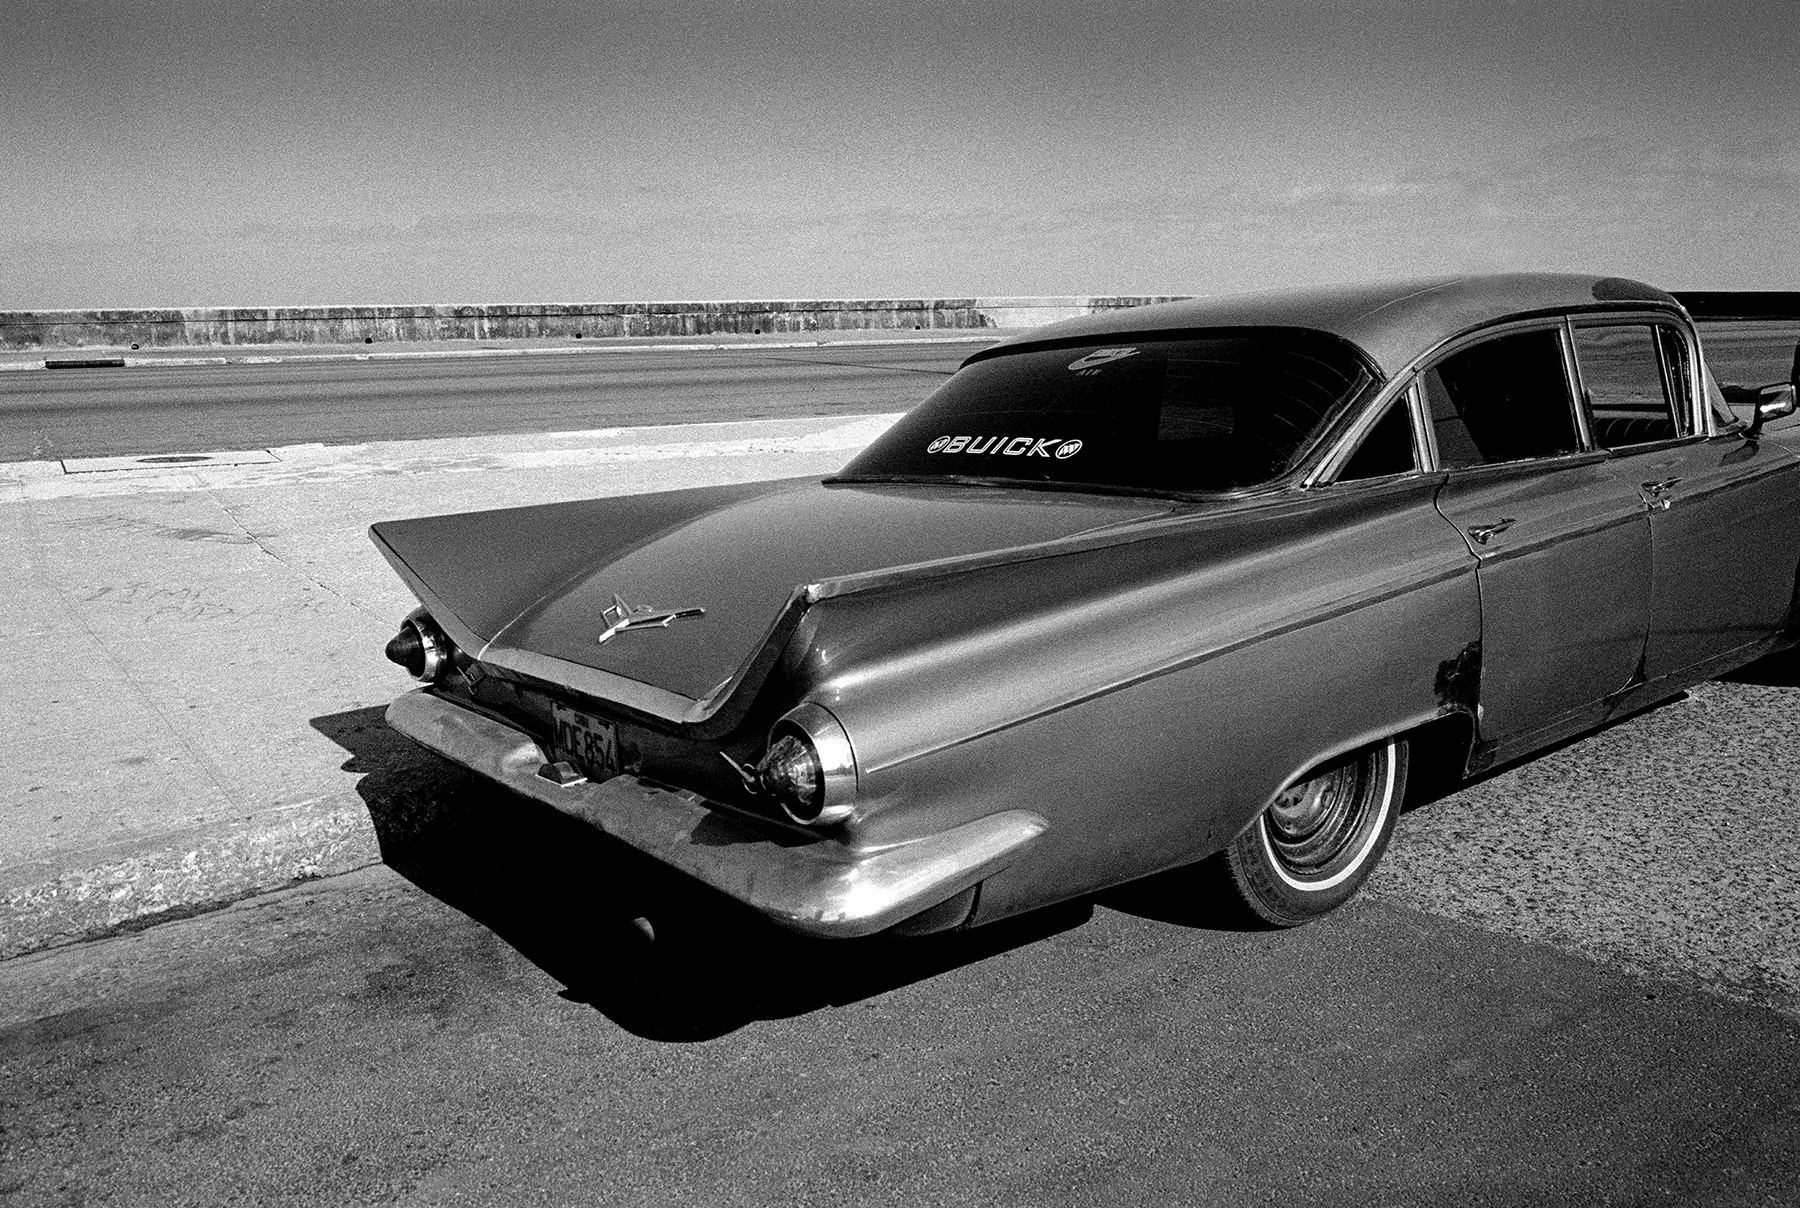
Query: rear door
1425,323,1653,752
1571,318,1800,681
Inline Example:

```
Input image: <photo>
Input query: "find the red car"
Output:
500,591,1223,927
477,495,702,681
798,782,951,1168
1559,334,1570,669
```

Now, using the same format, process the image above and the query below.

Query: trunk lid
374,479,1172,706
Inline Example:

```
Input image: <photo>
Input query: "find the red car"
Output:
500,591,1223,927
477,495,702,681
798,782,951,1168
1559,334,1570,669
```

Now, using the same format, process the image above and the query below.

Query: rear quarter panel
794,477,1481,921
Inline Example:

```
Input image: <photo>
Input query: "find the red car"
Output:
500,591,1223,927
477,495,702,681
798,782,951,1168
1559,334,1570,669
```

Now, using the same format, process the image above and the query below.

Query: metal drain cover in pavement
60,450,283,474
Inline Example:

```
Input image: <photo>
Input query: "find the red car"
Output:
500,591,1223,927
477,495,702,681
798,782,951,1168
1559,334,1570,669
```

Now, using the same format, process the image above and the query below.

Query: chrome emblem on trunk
596,593,705,644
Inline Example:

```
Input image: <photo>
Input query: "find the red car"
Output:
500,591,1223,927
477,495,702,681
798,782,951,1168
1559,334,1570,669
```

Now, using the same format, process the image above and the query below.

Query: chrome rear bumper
384,689,1048,938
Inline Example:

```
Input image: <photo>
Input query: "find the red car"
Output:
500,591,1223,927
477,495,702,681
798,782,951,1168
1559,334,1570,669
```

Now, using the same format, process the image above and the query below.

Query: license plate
551,702,620,782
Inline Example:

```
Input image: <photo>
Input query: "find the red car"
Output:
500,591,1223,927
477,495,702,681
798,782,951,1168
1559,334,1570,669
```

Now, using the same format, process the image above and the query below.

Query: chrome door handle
1467,518,1515,544
1640,477,1680,510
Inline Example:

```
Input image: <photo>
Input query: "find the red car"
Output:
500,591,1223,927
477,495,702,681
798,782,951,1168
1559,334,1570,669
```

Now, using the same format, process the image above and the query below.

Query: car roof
980,273,1684,378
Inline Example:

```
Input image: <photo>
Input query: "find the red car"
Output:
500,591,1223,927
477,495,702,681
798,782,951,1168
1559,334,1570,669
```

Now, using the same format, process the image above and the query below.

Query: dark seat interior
1591,413,1676,447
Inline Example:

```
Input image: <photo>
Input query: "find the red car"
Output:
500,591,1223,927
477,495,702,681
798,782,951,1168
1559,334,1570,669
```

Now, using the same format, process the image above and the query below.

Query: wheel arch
1225,708,1476,849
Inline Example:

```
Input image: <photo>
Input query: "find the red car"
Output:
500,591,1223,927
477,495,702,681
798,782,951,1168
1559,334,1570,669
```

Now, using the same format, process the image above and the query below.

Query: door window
1571,323,1692,448
1421,329,1581,468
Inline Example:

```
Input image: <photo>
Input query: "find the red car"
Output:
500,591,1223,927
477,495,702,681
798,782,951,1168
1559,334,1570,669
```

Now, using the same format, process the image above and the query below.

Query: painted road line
0,413,905,501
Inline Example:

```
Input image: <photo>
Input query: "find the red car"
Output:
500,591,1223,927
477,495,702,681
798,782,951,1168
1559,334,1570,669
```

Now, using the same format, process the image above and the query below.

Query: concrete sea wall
0,296,1191,351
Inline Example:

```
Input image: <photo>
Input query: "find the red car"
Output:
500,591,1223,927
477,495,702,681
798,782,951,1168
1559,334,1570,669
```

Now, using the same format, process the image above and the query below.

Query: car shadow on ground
1392,685,1712,822
312,705,1094,1042
1717,642,1800,688
1093,854,1278,932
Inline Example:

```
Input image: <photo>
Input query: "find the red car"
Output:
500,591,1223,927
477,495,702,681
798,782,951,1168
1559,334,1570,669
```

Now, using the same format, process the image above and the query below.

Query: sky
3,0,1797,308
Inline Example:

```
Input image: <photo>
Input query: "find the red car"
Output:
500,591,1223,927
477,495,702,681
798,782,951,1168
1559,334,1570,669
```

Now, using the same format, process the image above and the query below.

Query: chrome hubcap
1265,758,1369,876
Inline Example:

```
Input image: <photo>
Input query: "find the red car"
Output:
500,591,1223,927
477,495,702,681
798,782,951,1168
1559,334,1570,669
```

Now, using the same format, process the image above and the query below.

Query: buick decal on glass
1067,347,1140,373
925,436,1081,457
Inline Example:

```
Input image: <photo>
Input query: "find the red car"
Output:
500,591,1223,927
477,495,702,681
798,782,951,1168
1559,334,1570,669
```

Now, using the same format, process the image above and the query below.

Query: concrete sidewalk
0,414,900,959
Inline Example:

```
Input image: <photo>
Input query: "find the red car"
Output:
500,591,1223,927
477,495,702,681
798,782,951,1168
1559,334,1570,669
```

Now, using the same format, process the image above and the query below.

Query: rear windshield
836,331,1374,495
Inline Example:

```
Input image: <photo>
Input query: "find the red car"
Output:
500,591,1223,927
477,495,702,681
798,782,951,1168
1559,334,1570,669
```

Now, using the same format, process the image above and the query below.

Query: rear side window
1422,329,1580,467
1337,400,1417,481
1572,324,1691,447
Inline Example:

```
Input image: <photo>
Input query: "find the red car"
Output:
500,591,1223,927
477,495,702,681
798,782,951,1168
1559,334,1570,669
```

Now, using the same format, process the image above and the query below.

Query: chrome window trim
1593,433,1709,457
1674,323,1705,436
1381,315,1579,395
1559,319,1596,450
1307,382,1429,486
1259,310,1714,484
1397,316,1587,473
1410,378,1441,471
1565,313,1703,447
1406,377,1432,474
1425,447,1612,480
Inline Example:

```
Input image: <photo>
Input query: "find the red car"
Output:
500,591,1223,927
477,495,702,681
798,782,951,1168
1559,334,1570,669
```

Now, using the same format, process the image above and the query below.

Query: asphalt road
2,649,1798,1204
3,820,1796,1207
0,343,969,461
3,321,1791,465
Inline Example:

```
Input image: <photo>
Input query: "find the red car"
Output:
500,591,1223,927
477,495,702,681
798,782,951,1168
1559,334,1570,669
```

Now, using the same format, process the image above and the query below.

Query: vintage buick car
374,274,1800,936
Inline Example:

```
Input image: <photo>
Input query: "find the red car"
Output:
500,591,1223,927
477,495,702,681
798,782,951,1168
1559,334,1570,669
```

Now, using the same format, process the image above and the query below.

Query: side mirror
1747,382,1798,437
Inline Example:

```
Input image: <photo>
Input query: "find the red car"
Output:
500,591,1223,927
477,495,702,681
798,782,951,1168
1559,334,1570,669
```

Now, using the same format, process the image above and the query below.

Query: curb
0,708,485,962
0,797,383,961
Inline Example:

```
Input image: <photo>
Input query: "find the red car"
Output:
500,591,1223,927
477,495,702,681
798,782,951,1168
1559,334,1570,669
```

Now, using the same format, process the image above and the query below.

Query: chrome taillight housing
384,607,452,682
756,703,857,826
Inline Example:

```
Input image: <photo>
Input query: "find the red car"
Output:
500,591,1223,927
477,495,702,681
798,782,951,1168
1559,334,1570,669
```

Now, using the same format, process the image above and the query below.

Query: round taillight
758,734,826,821
385,610,450,682
757,704,856,826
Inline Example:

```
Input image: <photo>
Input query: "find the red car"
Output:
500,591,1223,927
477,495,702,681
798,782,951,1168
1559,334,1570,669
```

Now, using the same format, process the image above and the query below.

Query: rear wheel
1225,738,1406,926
